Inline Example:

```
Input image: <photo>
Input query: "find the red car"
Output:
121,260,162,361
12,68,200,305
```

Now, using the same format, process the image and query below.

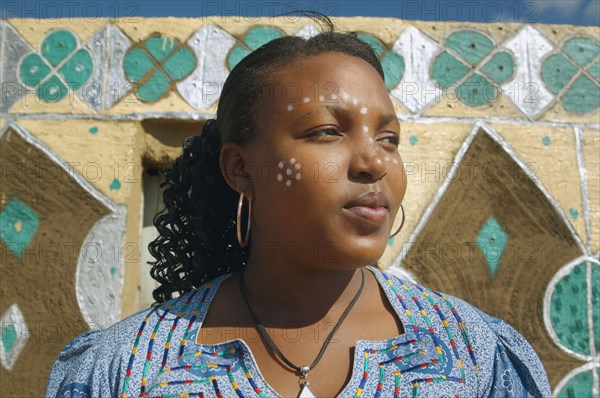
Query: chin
331,244,387,269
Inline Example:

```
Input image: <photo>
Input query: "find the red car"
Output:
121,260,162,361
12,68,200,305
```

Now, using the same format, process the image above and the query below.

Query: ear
219,141,253,195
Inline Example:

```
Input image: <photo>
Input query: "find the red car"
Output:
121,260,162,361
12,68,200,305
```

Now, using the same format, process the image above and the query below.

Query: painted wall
0,16,598,397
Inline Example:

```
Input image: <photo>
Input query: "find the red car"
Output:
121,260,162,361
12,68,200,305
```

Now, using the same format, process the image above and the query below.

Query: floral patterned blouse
46,266,550,397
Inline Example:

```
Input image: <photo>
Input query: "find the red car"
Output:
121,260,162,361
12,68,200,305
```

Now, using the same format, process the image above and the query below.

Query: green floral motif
431,30,515,107
123,34,197,102
227,26,285,71
557,368,598,398
18,30,93,103
542,36,600,114
357,33,405,90
550,262,600,356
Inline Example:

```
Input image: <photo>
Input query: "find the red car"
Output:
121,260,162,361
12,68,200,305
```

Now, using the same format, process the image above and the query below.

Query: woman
47,15,550,398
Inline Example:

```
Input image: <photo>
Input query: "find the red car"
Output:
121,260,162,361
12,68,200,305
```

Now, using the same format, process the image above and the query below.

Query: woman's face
234,52,406,269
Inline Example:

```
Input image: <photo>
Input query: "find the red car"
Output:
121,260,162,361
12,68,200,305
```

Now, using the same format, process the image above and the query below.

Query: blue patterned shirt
46,266,550,397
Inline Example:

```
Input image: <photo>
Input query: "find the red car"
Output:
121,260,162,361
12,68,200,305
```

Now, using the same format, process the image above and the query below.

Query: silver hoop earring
237,192,252,247
389,204,405,238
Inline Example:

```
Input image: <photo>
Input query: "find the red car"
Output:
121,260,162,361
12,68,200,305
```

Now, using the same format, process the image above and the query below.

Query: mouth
343,191,389,225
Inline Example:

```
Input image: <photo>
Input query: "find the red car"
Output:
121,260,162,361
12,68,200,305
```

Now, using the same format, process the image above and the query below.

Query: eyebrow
298,105,398,130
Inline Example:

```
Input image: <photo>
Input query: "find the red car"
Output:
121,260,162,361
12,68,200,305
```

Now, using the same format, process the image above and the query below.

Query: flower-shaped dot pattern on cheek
276,158,302,187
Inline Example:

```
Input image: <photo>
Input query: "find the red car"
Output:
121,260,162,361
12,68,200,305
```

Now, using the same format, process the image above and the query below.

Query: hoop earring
237,192,252,247
389,204,405,238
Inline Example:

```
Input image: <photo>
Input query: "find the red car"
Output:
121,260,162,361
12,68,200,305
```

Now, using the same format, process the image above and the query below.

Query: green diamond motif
0,304,29,371
475,217,508,278
0,197,40,259
1,324,16,355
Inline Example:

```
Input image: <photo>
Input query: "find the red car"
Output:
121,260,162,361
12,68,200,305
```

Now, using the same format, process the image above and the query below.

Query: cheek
394,157,408,198
273,157,303,188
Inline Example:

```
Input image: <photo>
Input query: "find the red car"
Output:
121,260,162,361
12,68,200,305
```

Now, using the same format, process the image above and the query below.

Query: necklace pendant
299,384,316,398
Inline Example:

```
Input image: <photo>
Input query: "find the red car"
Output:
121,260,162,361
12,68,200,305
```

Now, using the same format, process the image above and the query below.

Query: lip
344,191,389,225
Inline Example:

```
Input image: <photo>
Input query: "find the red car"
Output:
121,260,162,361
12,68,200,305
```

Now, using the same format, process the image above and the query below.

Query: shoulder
45,282,207,397
46,274,230,397
45,306,155,397
378,267,551,397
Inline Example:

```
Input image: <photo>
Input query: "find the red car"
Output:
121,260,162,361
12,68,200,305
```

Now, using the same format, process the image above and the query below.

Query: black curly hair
148,12,386,303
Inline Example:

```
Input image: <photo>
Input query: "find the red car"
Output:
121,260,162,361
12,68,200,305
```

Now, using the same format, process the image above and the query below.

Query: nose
348,136,388,182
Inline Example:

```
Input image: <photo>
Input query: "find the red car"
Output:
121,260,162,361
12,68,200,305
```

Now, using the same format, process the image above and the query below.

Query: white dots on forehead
287,104,294,111
302,97,310,103
340,90,350,101
363,126,370,133
360,107,368,115
319,95,325,102
352,97,358,105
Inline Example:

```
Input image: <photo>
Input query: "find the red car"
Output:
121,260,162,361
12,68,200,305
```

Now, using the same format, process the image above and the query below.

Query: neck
241,248,366,326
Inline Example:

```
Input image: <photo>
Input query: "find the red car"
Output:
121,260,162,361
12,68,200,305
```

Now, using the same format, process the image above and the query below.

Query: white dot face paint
360,107,367,115
287,104,294,112
392,159,399,164
275,157,302,187
303,97,310,103
319,95,325,102
352,97,358,106
340,91,350,101
363,126,370,133
385,157,390,162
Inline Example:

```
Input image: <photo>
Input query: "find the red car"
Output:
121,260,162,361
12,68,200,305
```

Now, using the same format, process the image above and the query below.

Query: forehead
257,52,392,121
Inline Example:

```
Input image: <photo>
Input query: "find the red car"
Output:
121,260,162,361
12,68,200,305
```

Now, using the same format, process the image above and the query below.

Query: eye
307,127,341,138
379,134,400,146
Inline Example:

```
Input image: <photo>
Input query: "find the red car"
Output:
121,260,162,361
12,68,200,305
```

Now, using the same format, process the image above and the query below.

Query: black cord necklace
239,268,365,398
